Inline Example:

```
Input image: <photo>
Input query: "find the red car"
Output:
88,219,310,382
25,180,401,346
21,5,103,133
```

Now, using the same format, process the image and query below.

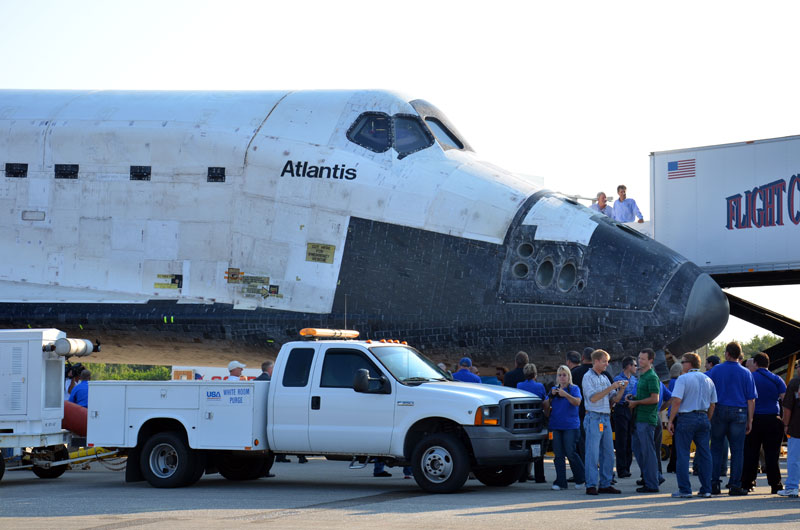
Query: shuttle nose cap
678,273,729,352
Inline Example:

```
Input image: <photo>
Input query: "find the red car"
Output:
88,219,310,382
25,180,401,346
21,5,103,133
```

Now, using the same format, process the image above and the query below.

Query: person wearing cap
64,363,84,400
225,360,246,380
452,357,481,383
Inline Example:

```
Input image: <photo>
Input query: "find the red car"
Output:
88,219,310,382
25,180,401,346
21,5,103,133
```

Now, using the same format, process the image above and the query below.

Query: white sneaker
552,484,562,490
777,488,799,497
575,483,584,489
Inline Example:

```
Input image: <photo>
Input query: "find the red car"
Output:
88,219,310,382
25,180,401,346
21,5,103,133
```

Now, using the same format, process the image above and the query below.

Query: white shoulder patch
522,196,598,246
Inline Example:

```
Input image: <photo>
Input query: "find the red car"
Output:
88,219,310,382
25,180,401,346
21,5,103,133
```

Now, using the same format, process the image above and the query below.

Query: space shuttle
0,90,728,367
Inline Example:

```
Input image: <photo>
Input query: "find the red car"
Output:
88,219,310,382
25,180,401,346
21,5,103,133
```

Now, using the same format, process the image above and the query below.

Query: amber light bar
299,328,360,339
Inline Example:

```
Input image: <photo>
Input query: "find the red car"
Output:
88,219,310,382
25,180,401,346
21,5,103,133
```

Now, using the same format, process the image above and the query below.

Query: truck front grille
501,398,545,433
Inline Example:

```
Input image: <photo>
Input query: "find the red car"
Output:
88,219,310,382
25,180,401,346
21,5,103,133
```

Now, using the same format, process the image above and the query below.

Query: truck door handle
311,396,320,410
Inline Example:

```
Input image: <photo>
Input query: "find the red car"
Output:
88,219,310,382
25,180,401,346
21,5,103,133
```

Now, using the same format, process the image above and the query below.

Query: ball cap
228,360,246,371
459,357,473,367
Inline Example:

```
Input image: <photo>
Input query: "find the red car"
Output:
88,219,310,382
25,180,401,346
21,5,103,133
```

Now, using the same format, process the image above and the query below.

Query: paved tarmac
1,456,799,529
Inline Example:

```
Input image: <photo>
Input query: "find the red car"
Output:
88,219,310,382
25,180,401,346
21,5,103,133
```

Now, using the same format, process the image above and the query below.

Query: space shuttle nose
677,273,729,352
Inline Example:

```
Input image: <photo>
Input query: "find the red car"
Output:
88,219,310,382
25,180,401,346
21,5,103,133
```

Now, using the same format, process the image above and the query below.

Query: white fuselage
0,90,540,312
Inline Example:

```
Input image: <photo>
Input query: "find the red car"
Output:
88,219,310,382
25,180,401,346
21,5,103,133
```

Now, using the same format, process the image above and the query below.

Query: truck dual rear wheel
140,431,197,488
473,464,525,487
411,433,470,493
32,446,69,479
218,453,275,481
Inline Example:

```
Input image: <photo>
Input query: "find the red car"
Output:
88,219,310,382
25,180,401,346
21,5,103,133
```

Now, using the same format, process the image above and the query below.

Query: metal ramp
725,292,800,378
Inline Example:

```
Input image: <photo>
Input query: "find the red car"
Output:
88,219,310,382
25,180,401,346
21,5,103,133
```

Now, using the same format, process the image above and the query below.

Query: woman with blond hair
545,365,585,489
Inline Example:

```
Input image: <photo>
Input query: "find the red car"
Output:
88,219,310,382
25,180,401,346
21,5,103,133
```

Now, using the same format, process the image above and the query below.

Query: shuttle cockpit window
347,112,391,153
347,112,433,159
393,114,434,159
424,117,464,151
408,98,474,152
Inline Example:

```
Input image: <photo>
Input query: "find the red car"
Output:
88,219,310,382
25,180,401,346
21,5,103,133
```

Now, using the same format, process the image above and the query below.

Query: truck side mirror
353,369,391,394
353,369,370,393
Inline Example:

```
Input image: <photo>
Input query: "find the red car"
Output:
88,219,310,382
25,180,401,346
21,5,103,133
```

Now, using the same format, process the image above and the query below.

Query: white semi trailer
650,134,800,276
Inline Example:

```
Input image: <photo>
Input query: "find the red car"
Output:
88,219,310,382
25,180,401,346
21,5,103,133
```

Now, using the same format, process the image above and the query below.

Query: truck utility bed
88,381,269,451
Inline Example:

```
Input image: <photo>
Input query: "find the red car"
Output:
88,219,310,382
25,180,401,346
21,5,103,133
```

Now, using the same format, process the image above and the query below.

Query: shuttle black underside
0,212,728,371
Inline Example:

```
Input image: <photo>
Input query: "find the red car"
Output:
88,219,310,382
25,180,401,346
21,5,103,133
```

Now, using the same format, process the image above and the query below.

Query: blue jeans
711,404,747,488
635,422,659,490
584,412,614,488
786,437,800,490
674,412,712,495
552,428,584,488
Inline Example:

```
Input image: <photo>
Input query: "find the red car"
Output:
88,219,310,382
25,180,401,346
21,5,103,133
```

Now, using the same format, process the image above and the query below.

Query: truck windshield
369,345,451,384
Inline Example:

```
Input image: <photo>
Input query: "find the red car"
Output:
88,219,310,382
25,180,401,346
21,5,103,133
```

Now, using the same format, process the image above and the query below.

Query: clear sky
1,0,798,344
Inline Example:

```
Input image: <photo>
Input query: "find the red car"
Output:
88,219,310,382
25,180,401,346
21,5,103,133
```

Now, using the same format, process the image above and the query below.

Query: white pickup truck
87,329,547,493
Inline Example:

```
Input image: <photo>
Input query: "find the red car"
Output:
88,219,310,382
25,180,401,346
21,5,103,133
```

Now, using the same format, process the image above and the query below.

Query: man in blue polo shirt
708,342,757,495
68,369,91,407
452,357,481,383
742,353,786,493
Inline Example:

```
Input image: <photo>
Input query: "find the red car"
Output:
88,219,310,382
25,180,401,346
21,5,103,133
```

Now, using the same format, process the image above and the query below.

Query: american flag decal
667,159,696,179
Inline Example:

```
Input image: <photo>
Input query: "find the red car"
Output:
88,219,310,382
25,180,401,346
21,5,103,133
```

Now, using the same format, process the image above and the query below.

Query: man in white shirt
583,349,627,495
225,360,246,380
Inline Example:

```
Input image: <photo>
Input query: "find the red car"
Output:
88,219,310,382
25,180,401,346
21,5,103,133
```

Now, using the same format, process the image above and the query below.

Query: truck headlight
474,405,500,426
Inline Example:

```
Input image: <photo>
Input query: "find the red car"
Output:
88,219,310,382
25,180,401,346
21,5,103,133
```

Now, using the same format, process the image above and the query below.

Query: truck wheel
218,453,273,481
140,431,196,488
473,464,525,487
32,446,69,479
411,433,470,493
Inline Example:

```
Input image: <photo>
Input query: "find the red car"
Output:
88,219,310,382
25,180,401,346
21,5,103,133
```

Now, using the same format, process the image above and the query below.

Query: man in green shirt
627,348,661,492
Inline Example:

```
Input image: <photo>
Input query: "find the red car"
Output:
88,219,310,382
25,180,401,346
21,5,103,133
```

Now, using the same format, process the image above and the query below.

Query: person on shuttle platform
590,191,613,217
612,184,644,223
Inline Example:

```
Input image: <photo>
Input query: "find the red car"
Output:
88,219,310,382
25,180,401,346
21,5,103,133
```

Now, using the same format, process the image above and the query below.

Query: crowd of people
447,343,799,499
